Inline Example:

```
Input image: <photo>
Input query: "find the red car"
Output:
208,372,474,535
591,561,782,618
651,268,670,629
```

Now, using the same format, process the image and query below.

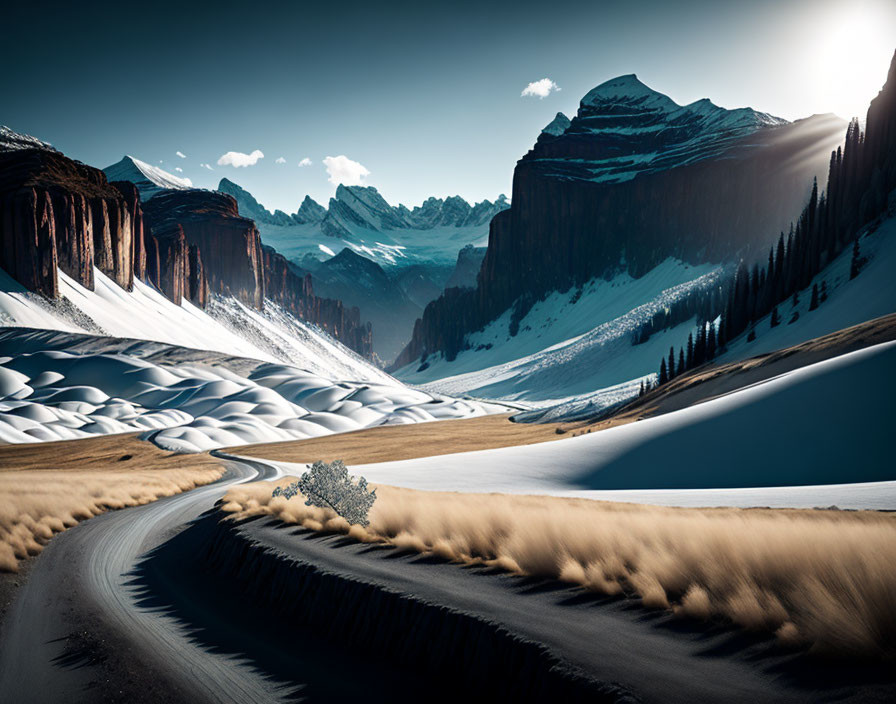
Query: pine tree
809,283,819,311
821,280,828,302
707,321,717,360
659,358,668,385
639,380,645,397
747,326,756,342
792,289,799,307
686,333,694,370
678,348,685,377
668,347,676,379
850,238,862,279
771,306,780,328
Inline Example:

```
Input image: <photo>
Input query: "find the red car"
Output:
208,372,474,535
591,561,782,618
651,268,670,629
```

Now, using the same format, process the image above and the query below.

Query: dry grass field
0,433,225,572
222,480,896,659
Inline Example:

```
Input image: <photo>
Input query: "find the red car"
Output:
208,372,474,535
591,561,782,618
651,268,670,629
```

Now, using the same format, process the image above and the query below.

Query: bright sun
811,4,895,121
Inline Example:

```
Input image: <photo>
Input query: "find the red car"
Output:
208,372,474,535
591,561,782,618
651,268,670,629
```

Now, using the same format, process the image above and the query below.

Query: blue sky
3,0,894,212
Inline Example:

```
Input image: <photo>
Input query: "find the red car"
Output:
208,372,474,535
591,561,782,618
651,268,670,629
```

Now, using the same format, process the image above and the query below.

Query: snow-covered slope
0,266,391,384
355,342,896,496
396,213,896,418
395,259,723,406
0,125,57,153
103,155,193,199
0,346,503,452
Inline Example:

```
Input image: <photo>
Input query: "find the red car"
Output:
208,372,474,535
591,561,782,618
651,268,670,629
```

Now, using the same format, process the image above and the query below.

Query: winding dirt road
0,453,293,704
0,453,892,703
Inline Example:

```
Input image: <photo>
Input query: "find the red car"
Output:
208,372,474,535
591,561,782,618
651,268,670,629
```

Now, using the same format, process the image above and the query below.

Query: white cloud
217,149,265,168
323,155,370,186
200,163,214,170
176,151,186,159
275,156,286,164
298,157,312,167
521,78,560,99
175,167,183,173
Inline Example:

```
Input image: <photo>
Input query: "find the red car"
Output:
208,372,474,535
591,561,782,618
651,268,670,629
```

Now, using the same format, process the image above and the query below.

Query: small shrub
273,460,377,526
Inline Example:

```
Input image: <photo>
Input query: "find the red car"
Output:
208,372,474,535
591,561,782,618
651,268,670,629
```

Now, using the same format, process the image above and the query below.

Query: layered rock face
145,222,187,304
0,147,139,296
142,190,265,309
395,75,847,367
1,134,375,359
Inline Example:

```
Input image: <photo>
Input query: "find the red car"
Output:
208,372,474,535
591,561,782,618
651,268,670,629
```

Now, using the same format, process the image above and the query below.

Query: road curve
0,452,294,704
1,452,893,703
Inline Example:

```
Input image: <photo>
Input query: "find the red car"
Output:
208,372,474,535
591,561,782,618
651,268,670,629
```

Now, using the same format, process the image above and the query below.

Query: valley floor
1,315,894,702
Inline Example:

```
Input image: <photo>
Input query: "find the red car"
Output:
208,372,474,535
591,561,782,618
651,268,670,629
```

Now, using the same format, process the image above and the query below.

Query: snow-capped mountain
395,52,896,421
535,74,791,183
104,155,193,199
396,73,847,373
218,178,321,227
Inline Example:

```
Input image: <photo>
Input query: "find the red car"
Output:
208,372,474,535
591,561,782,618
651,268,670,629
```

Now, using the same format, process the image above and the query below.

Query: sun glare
812,4,895,121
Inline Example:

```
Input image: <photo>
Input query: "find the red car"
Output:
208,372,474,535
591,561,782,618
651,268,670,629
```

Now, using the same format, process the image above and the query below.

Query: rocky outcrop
0,134,375,357
142,190,265,309
395,76,848,367
445,244,487,290
0,147,140,296
261,246,373,358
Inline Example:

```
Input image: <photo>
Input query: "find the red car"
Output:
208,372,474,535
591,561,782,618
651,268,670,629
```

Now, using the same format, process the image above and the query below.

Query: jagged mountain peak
581,74,676,110
542,112,571,136
294,195,327,224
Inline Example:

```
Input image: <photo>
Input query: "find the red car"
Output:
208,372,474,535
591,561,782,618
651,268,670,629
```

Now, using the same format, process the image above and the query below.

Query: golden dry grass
222,480,896,658
0,433,225,572
226,413,579,465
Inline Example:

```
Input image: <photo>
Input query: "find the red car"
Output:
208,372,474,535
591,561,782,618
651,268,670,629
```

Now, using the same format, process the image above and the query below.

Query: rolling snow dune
1,265,393,384
0,348,504,452
343,342,896,493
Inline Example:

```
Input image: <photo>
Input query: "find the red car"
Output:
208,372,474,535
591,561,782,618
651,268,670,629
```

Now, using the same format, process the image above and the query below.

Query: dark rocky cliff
0,148,138,296
142,190,265,309
0,138,375,359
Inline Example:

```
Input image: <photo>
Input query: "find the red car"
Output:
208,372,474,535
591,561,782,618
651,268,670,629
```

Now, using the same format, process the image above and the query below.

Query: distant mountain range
218,178,508,238
215,177,508,361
